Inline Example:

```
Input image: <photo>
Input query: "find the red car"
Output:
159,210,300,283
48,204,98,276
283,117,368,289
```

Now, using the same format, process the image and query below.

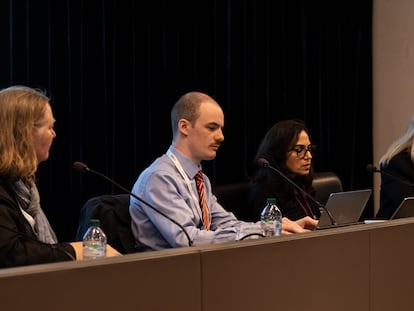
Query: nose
217,128,224,142
304,149,312,159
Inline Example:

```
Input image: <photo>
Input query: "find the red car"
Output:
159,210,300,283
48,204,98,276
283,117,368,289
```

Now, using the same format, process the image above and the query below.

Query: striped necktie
195,170,211,230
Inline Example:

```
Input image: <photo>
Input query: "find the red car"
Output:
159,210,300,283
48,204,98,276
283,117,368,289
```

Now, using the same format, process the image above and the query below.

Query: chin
37,154,50,163
206,153,217,160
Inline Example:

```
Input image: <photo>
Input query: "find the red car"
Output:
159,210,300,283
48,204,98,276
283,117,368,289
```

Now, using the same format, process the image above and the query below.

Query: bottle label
261,220,277,237
83,241,106,260
261,220,282,237
275,221,282,236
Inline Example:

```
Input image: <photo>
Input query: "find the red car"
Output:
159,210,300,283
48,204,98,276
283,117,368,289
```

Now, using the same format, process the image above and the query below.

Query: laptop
390,197,414,219
316,189,372,229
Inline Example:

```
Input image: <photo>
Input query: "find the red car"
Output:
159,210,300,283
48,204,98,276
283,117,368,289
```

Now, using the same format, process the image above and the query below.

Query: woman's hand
281,216,318,234
70,241,122,260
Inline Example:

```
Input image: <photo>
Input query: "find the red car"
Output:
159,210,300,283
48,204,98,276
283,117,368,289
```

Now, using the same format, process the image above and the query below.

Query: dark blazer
0,176,75,268
377,151,414,219
76,194,136,254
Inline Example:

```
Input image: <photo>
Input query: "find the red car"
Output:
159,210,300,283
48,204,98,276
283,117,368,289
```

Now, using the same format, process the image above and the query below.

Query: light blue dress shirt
129,145,262,250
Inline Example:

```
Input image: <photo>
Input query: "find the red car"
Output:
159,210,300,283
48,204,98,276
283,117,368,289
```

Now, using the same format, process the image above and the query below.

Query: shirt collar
168,145,201,179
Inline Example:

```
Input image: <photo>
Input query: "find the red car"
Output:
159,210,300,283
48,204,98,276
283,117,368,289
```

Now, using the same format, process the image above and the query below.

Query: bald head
171,91,220,139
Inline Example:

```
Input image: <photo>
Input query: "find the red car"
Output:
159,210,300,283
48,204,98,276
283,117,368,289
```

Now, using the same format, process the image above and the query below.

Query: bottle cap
89,219,100,226
266,198,276,205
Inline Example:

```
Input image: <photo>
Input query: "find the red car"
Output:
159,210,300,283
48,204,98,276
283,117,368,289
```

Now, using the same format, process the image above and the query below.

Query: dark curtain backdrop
0,0,373,241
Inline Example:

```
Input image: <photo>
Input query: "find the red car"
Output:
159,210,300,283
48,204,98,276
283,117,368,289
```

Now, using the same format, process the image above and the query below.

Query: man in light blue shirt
129,91,317,251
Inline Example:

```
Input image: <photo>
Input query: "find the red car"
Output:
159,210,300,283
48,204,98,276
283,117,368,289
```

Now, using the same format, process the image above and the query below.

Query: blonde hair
379,116,414,167
0,85,51,180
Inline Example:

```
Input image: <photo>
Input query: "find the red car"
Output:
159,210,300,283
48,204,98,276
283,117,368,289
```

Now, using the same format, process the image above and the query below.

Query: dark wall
0,0,373,241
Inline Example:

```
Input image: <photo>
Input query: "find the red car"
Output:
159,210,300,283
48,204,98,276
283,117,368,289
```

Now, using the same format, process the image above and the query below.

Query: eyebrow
206,121,223,128
293,144,311,148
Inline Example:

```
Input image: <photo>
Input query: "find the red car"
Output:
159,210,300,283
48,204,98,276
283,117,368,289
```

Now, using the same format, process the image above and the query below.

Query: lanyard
295,190,317,219
166,150,203,220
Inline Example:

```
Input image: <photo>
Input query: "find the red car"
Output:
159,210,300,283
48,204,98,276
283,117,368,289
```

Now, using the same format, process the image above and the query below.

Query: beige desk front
1,218,414,311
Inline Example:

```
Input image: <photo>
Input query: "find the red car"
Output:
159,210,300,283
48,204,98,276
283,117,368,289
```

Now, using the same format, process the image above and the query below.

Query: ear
178,119,191,136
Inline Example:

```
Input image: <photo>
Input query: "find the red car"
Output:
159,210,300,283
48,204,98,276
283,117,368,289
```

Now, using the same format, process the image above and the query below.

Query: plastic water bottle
82,219,107,260
260,198,282,237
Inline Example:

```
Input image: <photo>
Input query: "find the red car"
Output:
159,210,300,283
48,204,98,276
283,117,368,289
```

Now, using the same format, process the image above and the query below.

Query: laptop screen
317,189,372,229
390,197,414,219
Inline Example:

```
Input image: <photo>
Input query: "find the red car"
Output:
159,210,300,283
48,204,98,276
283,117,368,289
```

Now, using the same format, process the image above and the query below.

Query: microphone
257,158,337,226
366,164,380,173
366,164,414,187
72,161,193,247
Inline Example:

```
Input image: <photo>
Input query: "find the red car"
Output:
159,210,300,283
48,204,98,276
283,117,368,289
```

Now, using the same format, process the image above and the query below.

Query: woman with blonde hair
0,85,118,267
377,116,414,219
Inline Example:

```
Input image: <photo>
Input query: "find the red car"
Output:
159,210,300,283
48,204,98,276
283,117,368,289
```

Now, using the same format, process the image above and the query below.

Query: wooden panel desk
198,218,414,311
0,247,201,310
200,227,370,310
1,218,414,310
370,219,414,310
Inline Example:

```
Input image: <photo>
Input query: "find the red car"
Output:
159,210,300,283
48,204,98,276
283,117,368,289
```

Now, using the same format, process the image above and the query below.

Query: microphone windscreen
73,161,88,172
366,164,378,173
257,158,269,167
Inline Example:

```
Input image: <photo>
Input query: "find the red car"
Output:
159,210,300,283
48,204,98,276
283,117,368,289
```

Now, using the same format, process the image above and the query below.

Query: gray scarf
12,179,58,244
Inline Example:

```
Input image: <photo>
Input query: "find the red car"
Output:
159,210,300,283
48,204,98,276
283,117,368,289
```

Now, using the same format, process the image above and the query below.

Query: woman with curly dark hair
248,119,320,221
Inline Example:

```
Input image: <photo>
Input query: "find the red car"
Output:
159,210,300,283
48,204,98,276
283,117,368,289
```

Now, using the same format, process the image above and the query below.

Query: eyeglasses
289,144,316,159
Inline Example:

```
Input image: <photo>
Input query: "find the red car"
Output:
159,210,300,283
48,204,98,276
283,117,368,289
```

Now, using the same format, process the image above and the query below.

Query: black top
0,176,75,268
247,168,320,221
377,151,414,219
